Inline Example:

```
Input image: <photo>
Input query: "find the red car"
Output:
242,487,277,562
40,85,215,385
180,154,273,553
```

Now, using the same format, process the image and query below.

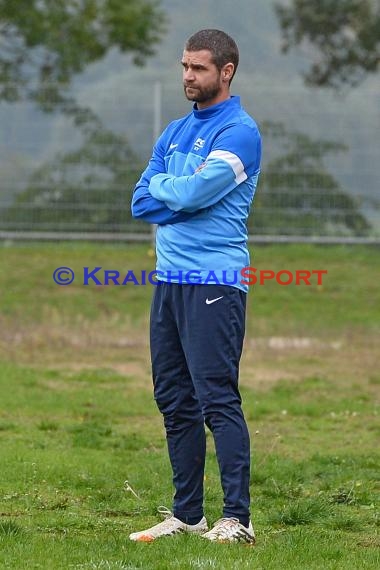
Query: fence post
151,80,162,248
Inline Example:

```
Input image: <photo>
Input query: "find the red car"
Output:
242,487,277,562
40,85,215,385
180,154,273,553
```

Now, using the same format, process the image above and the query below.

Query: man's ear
222,62,235,82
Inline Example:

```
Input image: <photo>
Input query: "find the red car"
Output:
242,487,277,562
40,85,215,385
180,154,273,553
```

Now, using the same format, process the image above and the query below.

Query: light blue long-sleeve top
131,96,261,291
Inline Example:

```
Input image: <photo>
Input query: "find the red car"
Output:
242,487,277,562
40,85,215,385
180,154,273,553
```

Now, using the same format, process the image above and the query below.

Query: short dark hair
185,29,239,83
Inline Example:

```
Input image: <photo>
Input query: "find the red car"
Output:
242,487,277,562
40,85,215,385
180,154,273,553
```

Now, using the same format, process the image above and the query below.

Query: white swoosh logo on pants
205,296,224,305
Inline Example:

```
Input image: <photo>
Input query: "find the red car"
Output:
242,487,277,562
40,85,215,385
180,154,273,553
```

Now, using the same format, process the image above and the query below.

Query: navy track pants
150,282,250,522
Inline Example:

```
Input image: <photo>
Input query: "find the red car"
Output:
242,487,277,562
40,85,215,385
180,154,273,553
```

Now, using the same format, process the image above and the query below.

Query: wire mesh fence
1,80,379,243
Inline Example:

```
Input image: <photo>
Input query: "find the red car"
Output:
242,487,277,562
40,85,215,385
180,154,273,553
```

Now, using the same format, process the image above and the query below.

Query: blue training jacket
131,96,261,292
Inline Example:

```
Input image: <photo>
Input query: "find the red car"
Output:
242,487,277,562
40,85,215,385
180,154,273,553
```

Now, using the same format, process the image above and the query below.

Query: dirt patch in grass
1,322,378,400
242,332,379,393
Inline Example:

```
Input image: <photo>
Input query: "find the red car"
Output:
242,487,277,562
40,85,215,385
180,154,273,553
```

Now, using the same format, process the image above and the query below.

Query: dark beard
183,82,222,104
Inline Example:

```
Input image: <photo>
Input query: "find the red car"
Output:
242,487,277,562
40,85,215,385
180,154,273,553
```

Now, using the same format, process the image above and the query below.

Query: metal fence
1,80,379,244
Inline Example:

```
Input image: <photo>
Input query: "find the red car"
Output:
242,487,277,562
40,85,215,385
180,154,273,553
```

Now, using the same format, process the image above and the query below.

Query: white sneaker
129,506,208,542
202,517,256,545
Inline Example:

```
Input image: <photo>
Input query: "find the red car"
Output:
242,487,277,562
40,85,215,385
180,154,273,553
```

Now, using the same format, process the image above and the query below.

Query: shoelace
144,506,179,534
207,517,241,538
157,505,174,519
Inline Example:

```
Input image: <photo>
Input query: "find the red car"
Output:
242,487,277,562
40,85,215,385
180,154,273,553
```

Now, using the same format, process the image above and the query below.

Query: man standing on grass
130,29,261,544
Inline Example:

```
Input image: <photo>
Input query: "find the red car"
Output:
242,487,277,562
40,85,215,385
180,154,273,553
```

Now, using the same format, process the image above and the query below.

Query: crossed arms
131,124,261,225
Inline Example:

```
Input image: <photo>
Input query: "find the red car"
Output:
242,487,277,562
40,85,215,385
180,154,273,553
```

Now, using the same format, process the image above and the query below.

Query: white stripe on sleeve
207,150,248,185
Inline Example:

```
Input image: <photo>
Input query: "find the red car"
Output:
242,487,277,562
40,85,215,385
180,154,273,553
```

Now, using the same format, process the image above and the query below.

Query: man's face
181,49,224,107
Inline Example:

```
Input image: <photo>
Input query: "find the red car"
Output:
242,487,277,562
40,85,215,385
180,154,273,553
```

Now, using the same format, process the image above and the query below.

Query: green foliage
275,0,380,88
0,521,23,537
1,115,144,231
269,497,331,526
0,0,166,106
253,121,371,236
2,118,370,236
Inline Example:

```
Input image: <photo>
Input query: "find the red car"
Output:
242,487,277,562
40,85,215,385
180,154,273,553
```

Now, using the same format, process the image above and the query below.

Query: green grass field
0,242,379,569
